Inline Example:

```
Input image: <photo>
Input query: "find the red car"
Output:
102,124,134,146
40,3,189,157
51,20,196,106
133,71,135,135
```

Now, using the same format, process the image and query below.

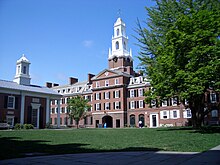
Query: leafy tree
137,0,220,128
67,96,90,129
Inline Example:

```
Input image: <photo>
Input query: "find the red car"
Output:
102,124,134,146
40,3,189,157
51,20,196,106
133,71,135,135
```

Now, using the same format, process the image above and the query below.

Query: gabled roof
91,69,132,81
0,79,62,97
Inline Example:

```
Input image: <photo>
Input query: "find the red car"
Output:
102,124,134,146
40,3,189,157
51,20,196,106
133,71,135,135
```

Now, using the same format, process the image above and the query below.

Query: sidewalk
1,145,220,165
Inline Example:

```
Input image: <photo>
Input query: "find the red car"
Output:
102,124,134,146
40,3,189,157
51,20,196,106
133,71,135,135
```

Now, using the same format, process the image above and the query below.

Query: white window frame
130,89,135,98
170,110,180,119
172,97,178,106
6,116,14,126
160,110,169,119
183,109,192,118
139,100,144,108
211,110,218,117
115,90,120,98
105,102,110,110
7,96,15,109
210,93,217,103
115,78,119,85
96,103,101,111
162,99,168,107
96,81,100,88
131,101,135,109
105,80,109,87
105,92,110,99
115,101,120,110
96,93,100,100
138,88,143,97
151,99,156,107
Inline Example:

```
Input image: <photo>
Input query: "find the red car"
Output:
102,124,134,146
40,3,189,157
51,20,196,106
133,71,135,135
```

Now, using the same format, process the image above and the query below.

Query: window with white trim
139,100,144,108
160,110,169,119
105,102,110,110
138,88,143,97
7,96,15,109
151,99,156,107
115,101,120,110
115,78,119,85
211,110,218,117
105,80,109,87
115,90,120,98
96,103,101,111
96,82,100,88
131,101,135,109
105,92,110,99
130,89,135,98
183,109,192,118
96,93,100,100
170,110,180,119
210,93,217,103
172,97,178,106
162,99,168,107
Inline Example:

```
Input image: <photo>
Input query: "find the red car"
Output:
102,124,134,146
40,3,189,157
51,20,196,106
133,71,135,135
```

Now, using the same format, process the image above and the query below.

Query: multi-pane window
115,90,120,98
131,101,135,109
115,101,120,110
61,107,65,113
139,100,144,108
151,99,156,107
105,80,109,87
183,109,192,118
161,110,169,119
210,93,217,103
211,110,218,117
115,78,119,85
105,102,110,110
173,111,177,118
130,89,135,98
7,96,15,109
96,93,101,100
172,97,178,106
96,82,100,88
96,103,101,111
105,92,110,99
138,88,143,97
162,99,168,107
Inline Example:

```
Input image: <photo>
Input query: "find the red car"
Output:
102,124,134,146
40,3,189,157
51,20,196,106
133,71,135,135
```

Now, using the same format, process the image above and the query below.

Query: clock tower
108,17,134,75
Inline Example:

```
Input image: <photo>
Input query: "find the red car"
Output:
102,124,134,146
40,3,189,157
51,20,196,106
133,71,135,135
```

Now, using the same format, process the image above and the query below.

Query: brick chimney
69,77,78,85
88,73,95,84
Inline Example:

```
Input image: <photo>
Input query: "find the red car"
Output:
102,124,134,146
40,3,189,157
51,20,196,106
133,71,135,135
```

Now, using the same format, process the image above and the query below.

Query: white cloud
82,40,94,48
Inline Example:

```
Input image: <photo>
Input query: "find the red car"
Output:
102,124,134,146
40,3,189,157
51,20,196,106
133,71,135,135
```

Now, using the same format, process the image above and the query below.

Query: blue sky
0,0,154,86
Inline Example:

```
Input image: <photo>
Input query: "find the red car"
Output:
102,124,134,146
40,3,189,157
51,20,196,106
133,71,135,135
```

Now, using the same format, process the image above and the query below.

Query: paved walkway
1,145,220,165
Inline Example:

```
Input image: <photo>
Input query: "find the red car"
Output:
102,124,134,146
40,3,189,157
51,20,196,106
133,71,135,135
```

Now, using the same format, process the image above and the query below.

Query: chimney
88,73,95,84
53,83,59,87
69,77,78,85
46,82,53,88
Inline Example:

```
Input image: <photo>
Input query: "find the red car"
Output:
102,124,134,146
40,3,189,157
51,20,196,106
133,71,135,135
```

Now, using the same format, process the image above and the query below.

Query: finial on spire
117,9,121,18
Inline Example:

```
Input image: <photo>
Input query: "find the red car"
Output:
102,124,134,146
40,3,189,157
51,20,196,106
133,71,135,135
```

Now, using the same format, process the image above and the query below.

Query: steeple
13,54,31,85
108,17,134,75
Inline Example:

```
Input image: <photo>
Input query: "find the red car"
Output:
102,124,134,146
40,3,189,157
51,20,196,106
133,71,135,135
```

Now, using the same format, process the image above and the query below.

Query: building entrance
102,115,113,128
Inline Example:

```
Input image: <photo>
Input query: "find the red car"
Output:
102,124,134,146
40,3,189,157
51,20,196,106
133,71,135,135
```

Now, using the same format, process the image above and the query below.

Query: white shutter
170,111,173,119
176,110,180,118
160,111,164,119
183,111,187,118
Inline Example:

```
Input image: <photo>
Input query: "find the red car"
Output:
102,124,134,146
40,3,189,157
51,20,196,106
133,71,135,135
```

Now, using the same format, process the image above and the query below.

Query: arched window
139,114,145,127
130,115,135,127
123,41,126,50
117,29,119,36
23,66,26,74
116,41,119,50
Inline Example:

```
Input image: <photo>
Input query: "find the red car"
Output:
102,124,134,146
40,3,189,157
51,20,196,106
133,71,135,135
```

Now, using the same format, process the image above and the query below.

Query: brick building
49,17,219,128
0,55,62,128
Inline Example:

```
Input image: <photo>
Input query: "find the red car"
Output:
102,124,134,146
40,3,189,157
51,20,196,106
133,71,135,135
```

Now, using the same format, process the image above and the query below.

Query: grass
0,127,220,160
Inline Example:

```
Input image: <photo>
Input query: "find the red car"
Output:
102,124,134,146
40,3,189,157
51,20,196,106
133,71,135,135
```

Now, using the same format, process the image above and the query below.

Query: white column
20,94,25,125
57,99,60,128
46,97,50,124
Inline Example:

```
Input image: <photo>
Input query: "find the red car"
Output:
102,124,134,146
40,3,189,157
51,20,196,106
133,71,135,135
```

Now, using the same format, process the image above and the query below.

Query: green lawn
0,127,220,160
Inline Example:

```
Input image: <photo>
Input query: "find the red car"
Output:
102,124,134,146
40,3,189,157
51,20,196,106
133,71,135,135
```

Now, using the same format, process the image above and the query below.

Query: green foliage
67,96,90,129
23,124,34,129
137,0,220,127
14,123,23,130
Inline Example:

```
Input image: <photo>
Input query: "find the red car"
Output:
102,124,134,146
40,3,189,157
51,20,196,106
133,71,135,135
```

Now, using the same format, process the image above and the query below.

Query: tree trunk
76,120,79,129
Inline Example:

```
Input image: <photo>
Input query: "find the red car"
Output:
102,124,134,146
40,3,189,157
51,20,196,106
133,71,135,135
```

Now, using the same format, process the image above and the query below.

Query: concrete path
1,145,220,165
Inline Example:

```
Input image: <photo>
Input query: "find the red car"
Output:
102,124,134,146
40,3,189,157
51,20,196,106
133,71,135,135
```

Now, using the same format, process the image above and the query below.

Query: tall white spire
13,54,31,85
108,17,132,61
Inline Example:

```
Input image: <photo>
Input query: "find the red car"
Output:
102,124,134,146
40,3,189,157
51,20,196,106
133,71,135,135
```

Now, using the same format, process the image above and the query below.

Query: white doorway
150,113,159,128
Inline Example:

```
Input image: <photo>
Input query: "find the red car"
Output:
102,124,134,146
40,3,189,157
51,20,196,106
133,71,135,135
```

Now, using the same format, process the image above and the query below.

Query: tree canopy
137,0,220,128
67,96,90,129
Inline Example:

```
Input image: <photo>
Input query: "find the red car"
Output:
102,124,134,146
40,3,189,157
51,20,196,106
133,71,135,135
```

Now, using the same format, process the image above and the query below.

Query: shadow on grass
0,136,161,160
156,126,220,134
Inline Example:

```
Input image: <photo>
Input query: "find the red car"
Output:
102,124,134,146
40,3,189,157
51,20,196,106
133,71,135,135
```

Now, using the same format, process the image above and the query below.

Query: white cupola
13,54,31,85
108,17,132,60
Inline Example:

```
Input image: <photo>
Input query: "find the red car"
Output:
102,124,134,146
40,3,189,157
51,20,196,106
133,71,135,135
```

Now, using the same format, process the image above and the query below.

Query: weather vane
117,9,121,17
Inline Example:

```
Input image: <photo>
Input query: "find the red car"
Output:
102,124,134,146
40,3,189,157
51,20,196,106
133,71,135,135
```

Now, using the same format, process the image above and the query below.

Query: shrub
23,124,34,129
14,123,23,130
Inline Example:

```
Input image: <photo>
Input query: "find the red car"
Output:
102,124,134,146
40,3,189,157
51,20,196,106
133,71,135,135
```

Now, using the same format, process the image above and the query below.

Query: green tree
137,0,220,128
67,96,90,129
